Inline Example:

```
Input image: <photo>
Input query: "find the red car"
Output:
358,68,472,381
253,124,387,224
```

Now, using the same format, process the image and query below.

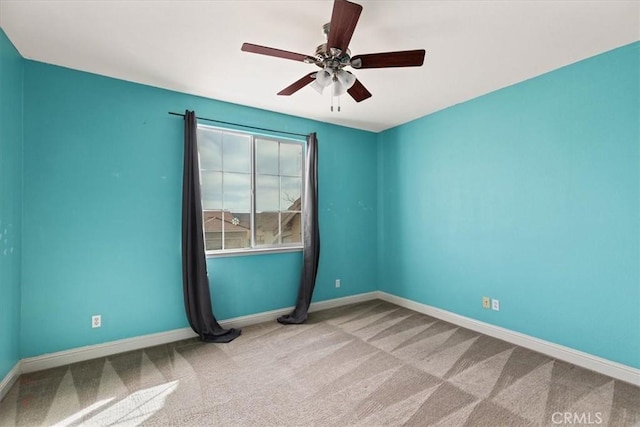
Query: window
197,125,304,254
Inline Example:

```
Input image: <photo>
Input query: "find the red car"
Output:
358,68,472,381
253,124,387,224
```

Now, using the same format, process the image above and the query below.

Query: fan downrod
307,23,351,71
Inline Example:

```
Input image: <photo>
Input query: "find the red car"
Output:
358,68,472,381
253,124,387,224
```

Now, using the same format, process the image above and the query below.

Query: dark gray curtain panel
278,132,320,324
182,110,241,343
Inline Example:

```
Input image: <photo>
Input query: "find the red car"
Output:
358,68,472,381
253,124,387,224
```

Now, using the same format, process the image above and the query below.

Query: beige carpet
0,300,638,426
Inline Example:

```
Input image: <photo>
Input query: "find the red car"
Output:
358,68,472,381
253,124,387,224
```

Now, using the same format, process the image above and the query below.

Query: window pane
224,212,251,249
256,139,279,175
201,171,222,210
197,129,222,171
223,173,251,211
280,143,302,176
281,212,302,244
255,212,280,246
198,126,305,253
281,176,301,211
256,175,279,211
222,133,251,173
203,210,223,250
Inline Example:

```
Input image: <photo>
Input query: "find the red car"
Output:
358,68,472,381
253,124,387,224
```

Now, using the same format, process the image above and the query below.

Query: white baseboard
377,291,640,386
19,291,379,374
309,291,379,312
0,361,21,402
21,328,198,374
13,290,636,387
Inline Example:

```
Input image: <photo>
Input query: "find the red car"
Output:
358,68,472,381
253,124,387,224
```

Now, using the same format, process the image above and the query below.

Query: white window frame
197,124,305,257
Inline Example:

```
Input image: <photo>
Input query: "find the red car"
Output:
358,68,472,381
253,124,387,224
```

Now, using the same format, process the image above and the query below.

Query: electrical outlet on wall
335,279,341,288
92,315,102,328
492,299,500,311
482,297,490,309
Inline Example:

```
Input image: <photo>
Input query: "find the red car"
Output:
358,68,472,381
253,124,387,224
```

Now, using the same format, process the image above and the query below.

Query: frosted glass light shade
336,70,356,89
332,81,347,96
310,80,325,94
315,69,332,87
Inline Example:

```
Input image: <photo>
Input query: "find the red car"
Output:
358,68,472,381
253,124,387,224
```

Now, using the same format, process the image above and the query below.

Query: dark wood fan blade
351,50,426,69
241,43,308,62
278,73,316,96
347,79,372,102
326,0,363,54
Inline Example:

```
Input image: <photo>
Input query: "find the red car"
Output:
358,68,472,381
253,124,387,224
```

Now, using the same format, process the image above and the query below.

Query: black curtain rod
168,112,308,138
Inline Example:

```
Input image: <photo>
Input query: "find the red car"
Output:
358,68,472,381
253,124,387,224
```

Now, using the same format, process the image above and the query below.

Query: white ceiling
1,1,638,132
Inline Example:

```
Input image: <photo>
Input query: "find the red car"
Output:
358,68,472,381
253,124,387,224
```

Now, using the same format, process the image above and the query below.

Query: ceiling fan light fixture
242,0,424,105
332,80,347,97
315,69,333,87
336,69,356,89
310,79,325,94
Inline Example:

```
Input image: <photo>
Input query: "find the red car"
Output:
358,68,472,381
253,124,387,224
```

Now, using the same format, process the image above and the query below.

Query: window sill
206,246,303,258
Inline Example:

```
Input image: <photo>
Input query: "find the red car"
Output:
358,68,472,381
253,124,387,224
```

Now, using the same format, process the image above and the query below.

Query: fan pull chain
329,91,342,112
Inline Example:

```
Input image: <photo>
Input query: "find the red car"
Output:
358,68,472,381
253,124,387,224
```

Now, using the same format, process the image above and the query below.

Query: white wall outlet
335,279,341,288
492,299,500,311
92,315,102,328
482,297,490,309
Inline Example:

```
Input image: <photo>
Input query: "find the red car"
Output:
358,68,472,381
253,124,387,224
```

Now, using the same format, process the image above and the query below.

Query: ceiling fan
241,0,425,109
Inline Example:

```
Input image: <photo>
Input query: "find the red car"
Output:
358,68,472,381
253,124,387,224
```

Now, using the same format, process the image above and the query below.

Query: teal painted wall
3,35,637,370
0,29,23,379
21,62,378,358
379,42,640,368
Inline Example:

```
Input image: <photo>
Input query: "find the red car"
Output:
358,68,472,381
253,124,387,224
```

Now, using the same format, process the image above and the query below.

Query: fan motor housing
315,43,351,69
